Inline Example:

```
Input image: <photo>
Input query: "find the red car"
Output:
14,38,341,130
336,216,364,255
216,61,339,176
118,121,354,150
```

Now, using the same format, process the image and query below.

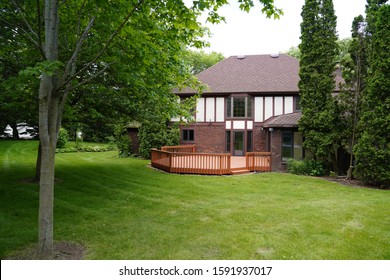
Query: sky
195,0,368,57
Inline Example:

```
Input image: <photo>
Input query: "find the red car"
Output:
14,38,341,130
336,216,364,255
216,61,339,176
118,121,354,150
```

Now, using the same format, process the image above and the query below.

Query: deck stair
230,167,251,175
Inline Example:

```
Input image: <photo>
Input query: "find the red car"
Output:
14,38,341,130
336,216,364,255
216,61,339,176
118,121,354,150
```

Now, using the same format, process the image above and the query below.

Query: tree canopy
185,50,225,74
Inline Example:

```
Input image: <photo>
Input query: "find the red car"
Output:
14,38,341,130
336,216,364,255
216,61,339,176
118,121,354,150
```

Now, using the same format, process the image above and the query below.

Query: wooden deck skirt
151,146,271,175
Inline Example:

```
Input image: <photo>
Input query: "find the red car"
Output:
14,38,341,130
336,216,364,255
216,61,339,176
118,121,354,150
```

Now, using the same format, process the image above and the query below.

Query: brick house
175,54,342,171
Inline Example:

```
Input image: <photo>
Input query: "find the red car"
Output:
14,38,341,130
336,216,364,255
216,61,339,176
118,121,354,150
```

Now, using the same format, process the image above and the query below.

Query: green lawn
1,140,389,260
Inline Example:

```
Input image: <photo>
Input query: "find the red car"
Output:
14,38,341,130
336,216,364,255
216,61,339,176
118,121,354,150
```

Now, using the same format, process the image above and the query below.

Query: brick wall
253,124,267,152
191,123,226,154
270,130,283,171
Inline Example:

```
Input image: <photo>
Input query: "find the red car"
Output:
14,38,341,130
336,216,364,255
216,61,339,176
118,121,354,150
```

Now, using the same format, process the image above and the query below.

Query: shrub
114,125,132,158
56,144,116,153
354,134,390,188
138,121,180,159
57,127,69,148
287,159,325,176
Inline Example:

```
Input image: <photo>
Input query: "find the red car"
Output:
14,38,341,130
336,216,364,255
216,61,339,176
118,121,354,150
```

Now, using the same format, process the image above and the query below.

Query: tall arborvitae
298,0,340,167
354,3,390,187
338,15,368,179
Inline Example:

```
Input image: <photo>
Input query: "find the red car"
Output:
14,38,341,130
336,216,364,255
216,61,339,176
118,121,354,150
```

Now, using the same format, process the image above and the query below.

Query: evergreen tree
298,0,340,167
337,15,368,179
354,3,390,187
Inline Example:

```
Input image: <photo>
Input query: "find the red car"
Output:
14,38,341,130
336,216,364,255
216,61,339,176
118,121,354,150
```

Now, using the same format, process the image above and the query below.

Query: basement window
182,129,194,142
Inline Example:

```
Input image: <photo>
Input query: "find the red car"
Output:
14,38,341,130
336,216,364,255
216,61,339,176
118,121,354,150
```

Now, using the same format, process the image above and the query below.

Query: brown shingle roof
177,54,344,95
263,112,302,128
179,54,300,94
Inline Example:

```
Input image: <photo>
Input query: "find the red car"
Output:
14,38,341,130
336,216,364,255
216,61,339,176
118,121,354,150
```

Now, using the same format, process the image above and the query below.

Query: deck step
230,168,251,175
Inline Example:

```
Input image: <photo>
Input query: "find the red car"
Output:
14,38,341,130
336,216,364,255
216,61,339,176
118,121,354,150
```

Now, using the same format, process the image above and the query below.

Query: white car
1,124,38,139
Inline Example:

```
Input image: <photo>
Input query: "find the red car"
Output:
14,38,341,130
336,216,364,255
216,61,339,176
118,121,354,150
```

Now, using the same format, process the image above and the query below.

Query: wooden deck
151,146,271,175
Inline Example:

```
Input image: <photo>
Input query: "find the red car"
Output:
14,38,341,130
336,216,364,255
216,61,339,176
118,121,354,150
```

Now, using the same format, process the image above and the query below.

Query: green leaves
354,4,390,187
19,61,64,77
298,0,339,163
192,0,282,22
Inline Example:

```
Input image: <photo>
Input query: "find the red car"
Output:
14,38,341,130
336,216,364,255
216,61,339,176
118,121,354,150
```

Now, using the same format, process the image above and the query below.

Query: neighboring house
174,54,343,171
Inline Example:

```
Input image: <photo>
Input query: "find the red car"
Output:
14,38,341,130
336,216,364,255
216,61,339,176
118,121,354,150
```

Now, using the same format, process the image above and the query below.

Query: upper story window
294,96,301,111
226,96,252,118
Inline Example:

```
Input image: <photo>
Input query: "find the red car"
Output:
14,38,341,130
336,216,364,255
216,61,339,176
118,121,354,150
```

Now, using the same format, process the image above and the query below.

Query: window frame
281,130,303,162
226,96,253,119
182,129,195,142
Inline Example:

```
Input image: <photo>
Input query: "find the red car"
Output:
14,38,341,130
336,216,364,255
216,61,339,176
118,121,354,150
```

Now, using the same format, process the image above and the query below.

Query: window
247,131,253,152
293,132,303,160
282,131,293,161
182,129,194,142
295,96,301,111
282,131,303,161
226,131,231,152
226,96,253,118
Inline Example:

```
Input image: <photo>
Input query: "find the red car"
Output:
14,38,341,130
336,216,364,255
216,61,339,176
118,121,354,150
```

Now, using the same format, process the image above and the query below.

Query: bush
138,121,180,159
56,144,116,153
287,159,325,176
114,125,132,158
354,134,390,188
57,127,69,148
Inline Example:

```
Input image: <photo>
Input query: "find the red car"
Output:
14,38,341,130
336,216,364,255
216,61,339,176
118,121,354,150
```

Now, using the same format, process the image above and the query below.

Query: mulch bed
321,176,389,190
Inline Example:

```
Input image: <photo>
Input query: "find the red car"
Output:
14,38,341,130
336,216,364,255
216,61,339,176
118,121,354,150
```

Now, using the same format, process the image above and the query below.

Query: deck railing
151,146,272,175
246,152,272,172
151,148,231,175
161,145,195,153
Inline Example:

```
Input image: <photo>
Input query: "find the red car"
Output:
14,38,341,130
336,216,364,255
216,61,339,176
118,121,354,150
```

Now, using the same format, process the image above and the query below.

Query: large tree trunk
38,72,59,259
37,0,59,259
38,135,56,259
35,142,42,182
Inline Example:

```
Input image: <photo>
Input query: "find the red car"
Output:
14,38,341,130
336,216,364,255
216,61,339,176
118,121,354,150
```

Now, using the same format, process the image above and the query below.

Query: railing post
168,152,172,172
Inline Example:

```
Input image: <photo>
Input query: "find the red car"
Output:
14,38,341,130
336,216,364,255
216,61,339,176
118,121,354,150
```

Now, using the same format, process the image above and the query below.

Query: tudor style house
175,54,342,171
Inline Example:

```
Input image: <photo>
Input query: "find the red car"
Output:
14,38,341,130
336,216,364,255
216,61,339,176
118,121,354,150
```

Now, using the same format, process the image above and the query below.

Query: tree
284,38,351,62
284,46,301,59
298,0,340,168
2,0,282,259
337,15,368,179
354,3,390,187
185,50,225,74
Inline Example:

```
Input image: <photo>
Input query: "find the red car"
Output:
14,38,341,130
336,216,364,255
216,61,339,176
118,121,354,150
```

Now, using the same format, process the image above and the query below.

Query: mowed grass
1,141,389,260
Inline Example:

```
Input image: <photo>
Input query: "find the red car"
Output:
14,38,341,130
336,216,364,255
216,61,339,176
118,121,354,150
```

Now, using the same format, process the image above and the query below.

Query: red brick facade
184,123,226,154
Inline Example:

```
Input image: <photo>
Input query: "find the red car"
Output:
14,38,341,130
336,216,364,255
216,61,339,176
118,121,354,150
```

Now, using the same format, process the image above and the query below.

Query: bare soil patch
5,241,86,260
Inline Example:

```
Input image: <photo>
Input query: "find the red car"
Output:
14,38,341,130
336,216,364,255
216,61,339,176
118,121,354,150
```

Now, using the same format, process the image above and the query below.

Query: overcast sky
195,0,368,57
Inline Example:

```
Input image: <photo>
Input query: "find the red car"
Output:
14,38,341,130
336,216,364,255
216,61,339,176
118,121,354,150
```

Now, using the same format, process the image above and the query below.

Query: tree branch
77,0,88,35
60,15,96,87
62,62,113,93
64,0,145,87
36,0,45,58
10,0,45,56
